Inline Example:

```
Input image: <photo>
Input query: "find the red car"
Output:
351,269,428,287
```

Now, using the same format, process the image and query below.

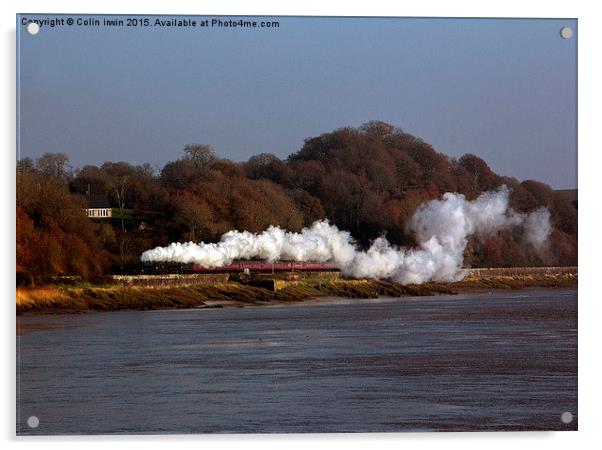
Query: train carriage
135,260,339,275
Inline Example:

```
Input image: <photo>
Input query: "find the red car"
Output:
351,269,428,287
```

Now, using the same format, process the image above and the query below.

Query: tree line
16,121,577,283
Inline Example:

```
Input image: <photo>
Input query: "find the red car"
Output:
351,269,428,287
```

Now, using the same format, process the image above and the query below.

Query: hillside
16,121,578,282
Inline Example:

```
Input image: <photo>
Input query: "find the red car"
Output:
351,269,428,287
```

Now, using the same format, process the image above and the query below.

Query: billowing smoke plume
141,187,552,284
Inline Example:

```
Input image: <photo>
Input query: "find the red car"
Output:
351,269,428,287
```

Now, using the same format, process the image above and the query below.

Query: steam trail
140,187,551,284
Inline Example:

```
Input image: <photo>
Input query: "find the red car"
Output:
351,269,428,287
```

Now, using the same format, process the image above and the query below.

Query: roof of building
87,194,111,209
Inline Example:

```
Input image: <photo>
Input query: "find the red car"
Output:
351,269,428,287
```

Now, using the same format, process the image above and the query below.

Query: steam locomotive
122,260,340,275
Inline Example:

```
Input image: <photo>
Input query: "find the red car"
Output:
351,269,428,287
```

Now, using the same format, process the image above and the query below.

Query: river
16,288,577,434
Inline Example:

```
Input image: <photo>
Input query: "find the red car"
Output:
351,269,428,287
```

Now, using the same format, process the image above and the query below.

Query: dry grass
16,269,577,314
452,270,577,290
15,279,452,314
16,286,70,310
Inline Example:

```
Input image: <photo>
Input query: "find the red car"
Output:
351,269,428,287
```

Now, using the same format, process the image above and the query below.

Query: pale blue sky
17,16,577,188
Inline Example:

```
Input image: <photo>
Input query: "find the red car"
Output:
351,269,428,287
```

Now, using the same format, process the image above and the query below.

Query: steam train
121,260,340,275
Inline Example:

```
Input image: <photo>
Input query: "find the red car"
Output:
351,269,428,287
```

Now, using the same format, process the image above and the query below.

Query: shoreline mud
16,267,577,315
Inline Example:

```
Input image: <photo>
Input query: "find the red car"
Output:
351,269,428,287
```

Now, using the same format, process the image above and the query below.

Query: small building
85,194,113,218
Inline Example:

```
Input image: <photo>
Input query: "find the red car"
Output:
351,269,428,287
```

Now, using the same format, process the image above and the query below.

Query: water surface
17,288,577,434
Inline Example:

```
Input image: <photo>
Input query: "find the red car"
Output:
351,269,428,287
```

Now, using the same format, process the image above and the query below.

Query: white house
85,194,113,218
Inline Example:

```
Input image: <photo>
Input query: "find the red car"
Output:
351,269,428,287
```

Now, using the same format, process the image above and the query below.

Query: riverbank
15,267,577,314
15,279,453,314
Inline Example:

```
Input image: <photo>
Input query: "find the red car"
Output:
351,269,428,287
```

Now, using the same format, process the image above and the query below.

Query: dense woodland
16,121,578,283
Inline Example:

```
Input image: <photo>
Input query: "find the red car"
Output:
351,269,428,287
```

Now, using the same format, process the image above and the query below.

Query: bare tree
35,153,70,180
114,178,127,232
184,144,216,172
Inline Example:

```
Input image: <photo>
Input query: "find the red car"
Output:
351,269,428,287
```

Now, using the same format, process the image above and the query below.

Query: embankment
461,266,577,289
16,267,576,314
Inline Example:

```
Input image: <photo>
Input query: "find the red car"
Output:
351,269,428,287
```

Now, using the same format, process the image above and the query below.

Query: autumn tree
245,153,292,185
458,154,500,192
171,191,214,242
17,162,109,281
161,158,199,190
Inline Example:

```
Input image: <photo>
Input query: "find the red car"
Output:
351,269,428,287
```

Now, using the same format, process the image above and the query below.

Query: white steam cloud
141,187,552,284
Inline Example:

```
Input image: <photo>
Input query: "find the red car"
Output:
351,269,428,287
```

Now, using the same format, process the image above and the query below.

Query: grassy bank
16,279,453,314
16,269,577,314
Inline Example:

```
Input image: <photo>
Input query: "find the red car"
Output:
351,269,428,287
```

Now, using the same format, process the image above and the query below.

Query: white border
3,1,600,449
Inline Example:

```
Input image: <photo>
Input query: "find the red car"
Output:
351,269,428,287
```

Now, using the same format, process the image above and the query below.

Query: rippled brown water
16,288,577,434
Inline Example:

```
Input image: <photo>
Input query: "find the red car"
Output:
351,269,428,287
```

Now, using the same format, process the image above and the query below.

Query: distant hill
554,189,577,207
